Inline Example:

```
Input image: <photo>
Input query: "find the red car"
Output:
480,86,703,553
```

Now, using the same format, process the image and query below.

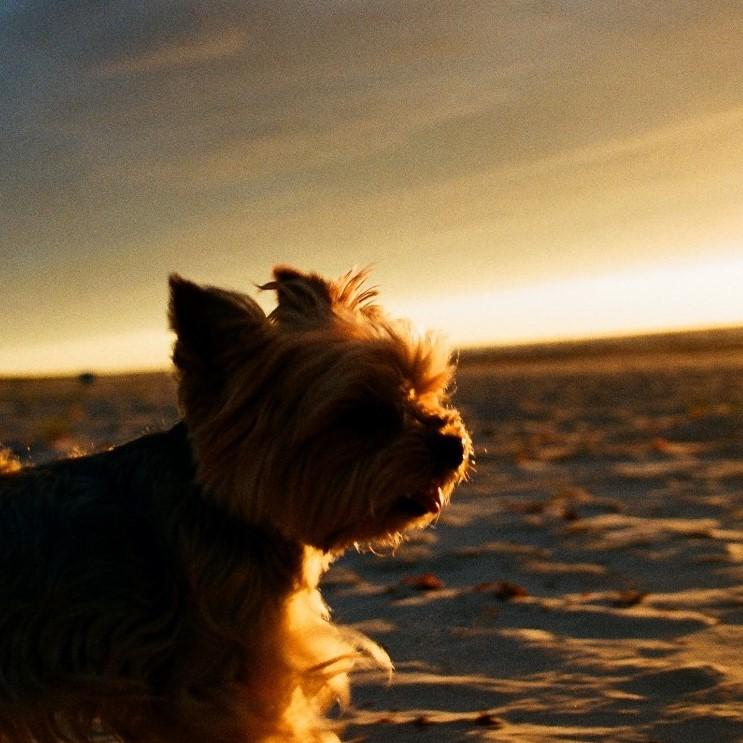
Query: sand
1,338,742,742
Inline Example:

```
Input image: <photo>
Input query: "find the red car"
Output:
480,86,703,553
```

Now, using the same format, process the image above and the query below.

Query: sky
2,1,743,375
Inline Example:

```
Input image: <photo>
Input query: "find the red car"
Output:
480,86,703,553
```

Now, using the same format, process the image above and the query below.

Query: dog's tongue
414,486,442,515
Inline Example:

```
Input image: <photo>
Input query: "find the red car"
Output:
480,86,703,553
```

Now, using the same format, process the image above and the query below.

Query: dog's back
0,427,319,743
0,432,189,741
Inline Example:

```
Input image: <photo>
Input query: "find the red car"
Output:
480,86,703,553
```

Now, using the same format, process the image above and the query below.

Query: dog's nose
428,433,465,473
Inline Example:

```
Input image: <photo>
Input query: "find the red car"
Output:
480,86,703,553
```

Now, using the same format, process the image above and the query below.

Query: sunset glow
0,329,172,378
2,3,743,375
396,253,743,348
3,253,741,377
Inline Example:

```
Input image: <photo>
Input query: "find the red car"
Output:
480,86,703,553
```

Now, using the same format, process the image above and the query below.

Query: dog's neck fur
154,422,303,557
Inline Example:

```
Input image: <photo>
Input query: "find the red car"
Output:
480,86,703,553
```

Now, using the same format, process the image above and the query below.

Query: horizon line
3,321,742,381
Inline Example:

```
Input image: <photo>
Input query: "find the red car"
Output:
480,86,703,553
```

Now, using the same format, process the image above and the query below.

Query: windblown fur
0,267,470,742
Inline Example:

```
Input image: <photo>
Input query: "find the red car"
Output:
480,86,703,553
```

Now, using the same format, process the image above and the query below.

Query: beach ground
1,338,742,742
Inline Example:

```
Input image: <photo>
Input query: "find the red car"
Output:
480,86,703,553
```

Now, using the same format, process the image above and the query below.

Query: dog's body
0,268,470,742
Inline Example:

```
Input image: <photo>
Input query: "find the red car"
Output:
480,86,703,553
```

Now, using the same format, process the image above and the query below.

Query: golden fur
0,267,470,742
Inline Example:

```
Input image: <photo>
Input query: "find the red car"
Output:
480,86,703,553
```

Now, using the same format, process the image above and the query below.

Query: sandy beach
1,333,742,742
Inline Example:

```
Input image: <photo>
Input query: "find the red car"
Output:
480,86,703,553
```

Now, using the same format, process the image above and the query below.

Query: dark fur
0,424,302,742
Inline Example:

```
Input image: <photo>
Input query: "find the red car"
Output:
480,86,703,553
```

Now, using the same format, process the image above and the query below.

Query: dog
0,267,471,742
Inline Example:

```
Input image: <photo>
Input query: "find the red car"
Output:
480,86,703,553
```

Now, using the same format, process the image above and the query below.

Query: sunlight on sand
1,339,742,741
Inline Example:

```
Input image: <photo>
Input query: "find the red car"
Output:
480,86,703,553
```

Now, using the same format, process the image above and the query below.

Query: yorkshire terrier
0,267,471,743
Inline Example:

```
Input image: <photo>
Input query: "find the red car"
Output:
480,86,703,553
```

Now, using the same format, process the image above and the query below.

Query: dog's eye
340,401,402,441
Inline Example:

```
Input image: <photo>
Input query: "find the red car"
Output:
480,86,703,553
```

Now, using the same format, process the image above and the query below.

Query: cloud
93,28,250,77
3,0,743,365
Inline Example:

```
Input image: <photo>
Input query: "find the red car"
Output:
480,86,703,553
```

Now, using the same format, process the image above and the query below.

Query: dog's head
169,267,471,552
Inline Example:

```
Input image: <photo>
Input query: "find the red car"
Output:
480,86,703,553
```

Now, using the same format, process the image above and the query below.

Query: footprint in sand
620,664,724,698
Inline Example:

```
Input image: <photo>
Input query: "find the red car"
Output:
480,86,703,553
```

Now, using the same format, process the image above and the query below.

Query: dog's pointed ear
169,274,267,370
261,266,334,326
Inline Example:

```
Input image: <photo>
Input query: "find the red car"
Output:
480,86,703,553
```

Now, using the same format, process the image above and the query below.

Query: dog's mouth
394,485,443,518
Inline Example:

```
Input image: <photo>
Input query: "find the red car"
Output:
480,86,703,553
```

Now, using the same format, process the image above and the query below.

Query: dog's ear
261,266,334,326
169,274,267,370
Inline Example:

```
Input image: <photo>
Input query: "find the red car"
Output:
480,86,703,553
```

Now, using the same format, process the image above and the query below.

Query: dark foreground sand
1,334,742,742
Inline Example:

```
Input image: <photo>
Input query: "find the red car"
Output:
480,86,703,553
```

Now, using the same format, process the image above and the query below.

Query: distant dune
461,325,743,371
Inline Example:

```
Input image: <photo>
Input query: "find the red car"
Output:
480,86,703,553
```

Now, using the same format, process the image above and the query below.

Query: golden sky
2,1,743,374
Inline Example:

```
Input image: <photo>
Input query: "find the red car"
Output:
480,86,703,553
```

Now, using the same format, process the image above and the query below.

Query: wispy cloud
2,0,743,371
94,28,249,77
